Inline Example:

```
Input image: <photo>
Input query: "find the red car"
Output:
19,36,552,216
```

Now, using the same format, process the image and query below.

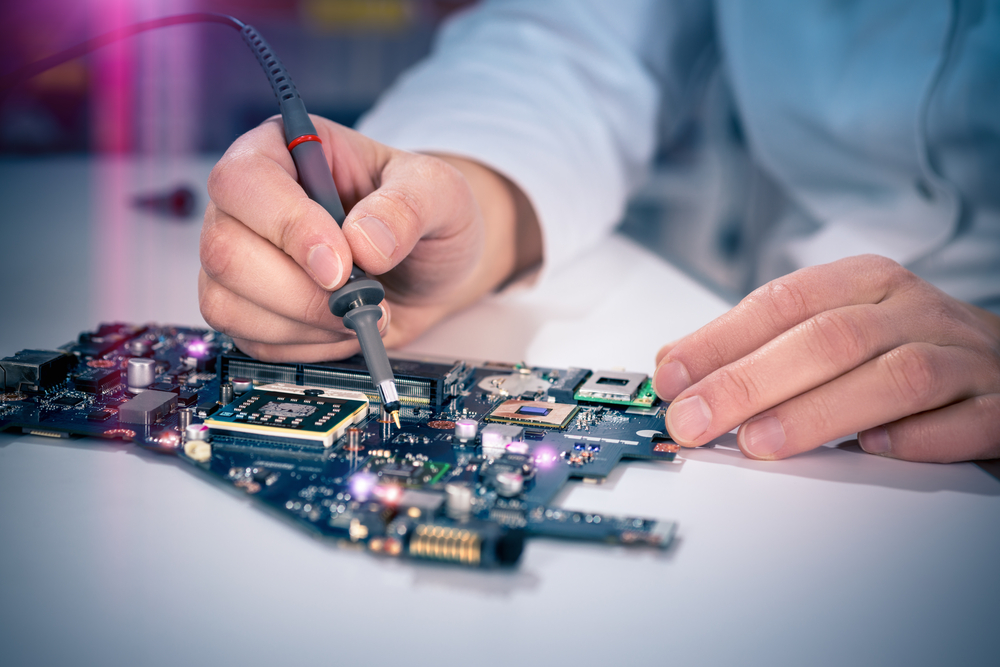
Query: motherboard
0,323,680,567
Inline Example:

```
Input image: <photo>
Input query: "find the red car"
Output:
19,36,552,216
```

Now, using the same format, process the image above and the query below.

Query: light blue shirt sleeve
357,0,713,277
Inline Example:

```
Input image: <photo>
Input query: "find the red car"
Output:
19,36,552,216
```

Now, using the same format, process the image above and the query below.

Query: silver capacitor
454,418,478,442
219,381,234,405
178,407,194,432
494,472,524,498
185,423,210,442
127,357,157,393
445,483,473,521
232,377,253,395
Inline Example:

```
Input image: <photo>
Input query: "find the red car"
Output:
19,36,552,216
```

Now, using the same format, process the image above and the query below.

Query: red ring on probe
287,134,322,151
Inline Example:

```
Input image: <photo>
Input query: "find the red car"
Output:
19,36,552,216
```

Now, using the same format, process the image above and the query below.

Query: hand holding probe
238,21,403,429
0,12,403,428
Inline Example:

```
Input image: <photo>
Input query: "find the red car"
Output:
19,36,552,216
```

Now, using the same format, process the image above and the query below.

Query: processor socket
575,371,648,403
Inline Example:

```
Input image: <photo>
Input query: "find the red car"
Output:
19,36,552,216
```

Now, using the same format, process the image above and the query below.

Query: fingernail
307,245,343,290
741,416,785,458
859,426,891,455
354,216,397,260
666,396,712,443
654,360,691,400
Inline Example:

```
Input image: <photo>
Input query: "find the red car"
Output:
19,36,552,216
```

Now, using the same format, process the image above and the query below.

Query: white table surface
1,157,998,667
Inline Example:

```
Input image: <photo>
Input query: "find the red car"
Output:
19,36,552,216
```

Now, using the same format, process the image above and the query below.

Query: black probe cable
0,12,403,427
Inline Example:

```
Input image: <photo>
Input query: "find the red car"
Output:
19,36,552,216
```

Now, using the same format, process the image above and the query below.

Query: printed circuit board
0,323,680,567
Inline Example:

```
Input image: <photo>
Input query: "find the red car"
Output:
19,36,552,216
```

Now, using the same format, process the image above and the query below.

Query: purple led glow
534,447,560,469
348,472,378,501
187,340,208,357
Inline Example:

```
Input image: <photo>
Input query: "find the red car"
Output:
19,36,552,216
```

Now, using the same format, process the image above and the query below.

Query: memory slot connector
220,351,471,407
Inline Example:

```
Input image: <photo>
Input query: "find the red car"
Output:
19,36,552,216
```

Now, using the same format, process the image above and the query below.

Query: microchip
485,400,578,429
73,367,121,394
373,460,450,487
575,370,658,407
51,395,84,407
204,383,368,447
87,409,113,422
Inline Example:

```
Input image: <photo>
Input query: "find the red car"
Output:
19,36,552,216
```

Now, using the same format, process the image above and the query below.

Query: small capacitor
454,418,478,442
494,472,524,498
178,407,194,431
185,423,210,442
445,483,473,521
127,357,156,392
345,427,363,452
219,381,234,405
125,338,151,356
232,377,253,395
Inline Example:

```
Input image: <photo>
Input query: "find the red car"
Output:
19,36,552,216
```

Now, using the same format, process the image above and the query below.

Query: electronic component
50,395,84,407
118,390,177,425
231,377,253,394
196,401,219,418
1,350,76,392
371,459,450,487
575,370,658,407
546,367,591,402
494,471,524,497
445,483,474,521
177,389,198,406
73,367,121,394
477,371,550,397
221,350,471,407
454,418,477,443
480,423,524,458
406,521,523,567
86,409,113,422
126,357,157,393
204,383,368,447
485,399,579,429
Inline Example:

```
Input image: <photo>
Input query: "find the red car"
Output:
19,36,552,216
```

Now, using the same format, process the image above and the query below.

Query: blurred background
0,0,472,156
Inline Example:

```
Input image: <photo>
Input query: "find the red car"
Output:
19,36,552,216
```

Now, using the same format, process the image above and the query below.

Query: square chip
204,383,368,447
485,399,578,429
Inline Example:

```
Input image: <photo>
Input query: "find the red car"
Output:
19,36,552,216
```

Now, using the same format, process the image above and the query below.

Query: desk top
1,157,997,667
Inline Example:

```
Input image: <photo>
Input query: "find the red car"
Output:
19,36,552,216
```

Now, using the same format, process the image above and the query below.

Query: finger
200,270,390,343
665,301,900,445
200,271,345,344
731,343,996,459
654,338,682,366
343,152,482,294
858,395,1000,463
234,338,362,364
207,119,357,290
653,255,912,400
200,204,347,331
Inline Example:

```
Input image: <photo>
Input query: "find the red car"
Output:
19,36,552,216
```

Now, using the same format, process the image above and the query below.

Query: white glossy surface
1,158,998,667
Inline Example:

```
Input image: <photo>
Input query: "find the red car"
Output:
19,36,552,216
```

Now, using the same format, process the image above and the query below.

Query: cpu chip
204,383,368,447
485,399,579,429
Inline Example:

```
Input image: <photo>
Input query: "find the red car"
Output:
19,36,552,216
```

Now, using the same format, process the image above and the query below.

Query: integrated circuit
204,383,368,447
485,399,579,429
